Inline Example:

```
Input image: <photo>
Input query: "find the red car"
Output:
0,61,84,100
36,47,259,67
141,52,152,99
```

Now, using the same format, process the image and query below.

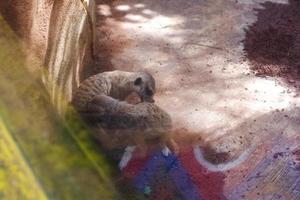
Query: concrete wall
0,0,96,113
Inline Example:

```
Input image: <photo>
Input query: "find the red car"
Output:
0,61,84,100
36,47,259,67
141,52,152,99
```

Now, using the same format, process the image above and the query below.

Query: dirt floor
244,0,300,85
92,0,300,199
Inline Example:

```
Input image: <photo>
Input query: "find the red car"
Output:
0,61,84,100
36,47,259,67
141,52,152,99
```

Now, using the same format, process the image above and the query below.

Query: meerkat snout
133,72,156,103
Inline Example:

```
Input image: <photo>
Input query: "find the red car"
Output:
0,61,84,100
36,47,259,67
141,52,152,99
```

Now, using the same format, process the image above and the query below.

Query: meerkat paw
162,146,172,157
166,139,179,155
119,146,136,170
170,142,179,155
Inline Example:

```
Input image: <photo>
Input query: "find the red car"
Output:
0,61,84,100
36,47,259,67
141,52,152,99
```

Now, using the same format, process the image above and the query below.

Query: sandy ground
93,0,300,158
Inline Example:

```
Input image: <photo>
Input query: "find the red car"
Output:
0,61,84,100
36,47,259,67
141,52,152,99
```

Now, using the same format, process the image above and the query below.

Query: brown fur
72,70,156,111
80,95,176,152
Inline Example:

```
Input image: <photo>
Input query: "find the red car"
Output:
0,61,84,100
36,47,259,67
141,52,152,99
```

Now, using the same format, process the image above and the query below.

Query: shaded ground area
92,0,300,199
244,0,300,88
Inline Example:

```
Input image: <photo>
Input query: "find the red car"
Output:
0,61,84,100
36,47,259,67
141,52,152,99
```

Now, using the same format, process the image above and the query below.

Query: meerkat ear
134,77,143,85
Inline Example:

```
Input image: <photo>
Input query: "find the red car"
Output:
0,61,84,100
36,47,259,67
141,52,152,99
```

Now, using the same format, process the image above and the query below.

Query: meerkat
72,70,156,112
80,94,177,155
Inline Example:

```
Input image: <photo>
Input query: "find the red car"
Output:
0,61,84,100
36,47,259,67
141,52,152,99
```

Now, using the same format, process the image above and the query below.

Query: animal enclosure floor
94,0,300,199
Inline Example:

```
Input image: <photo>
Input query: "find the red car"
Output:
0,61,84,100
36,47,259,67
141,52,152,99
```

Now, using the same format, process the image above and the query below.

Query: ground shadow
243,0,300,88
92,0,148,76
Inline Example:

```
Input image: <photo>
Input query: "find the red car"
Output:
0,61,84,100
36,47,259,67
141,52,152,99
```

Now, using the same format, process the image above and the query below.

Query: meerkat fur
81,95,177,154
72,70,156,112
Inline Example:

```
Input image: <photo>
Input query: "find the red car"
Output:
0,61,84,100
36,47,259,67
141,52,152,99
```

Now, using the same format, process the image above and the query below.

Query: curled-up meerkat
72,70,156,112
80,95,177,156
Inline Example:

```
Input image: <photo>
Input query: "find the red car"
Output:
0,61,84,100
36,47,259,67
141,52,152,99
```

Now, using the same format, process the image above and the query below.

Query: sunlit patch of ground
95,0,299,147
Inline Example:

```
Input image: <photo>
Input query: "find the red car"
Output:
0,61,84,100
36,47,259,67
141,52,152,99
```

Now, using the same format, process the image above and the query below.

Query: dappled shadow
244,0,300,88
93,0,237,74
93,0,158,75
93,0,300,154
93,0,300,156
93,0,263,98
92,1,300,198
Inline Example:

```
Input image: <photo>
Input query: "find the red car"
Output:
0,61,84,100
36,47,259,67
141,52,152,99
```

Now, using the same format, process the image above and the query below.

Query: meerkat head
133,72,156,103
